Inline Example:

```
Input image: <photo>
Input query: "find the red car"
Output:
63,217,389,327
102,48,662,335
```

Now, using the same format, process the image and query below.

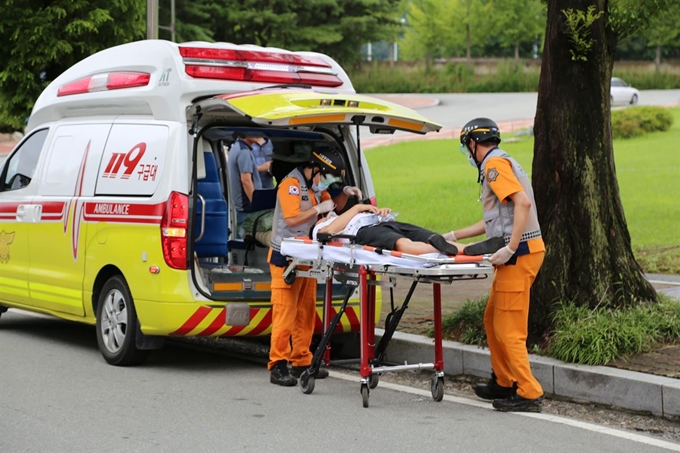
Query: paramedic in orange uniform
267,147,360,386
445,118,545,412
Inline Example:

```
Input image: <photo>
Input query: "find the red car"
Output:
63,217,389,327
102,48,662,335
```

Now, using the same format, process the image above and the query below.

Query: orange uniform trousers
485,250,545,400
267,263,317,370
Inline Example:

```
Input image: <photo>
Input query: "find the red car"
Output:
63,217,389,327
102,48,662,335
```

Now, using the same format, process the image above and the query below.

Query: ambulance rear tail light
161,192,189,270
57,72,151,97
179,47,343,88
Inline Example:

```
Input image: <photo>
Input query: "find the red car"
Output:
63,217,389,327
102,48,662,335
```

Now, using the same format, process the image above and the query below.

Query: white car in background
611,77,640,106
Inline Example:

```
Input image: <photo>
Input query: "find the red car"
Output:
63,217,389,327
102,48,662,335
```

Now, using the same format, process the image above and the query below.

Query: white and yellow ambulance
0,40,441,365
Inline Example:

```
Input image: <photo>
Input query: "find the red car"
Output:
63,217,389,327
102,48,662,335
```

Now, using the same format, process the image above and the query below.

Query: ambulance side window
0,129,49,192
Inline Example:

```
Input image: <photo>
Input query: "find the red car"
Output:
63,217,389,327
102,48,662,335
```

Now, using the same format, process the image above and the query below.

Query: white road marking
329,371,680,452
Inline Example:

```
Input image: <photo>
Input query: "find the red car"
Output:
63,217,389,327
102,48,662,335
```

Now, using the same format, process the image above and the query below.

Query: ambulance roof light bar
179,46,344,88
57,72,151,97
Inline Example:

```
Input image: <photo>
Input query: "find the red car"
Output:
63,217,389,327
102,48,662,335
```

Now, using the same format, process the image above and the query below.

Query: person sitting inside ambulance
251,136,275,189
313,203,458,256
267,146,360,386
227,132,264,237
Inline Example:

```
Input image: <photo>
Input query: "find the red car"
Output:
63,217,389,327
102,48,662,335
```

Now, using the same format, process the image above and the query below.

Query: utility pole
147,0,158,39
158,0,176,42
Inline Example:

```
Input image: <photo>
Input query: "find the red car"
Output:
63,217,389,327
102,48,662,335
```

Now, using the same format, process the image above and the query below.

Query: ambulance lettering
102,143,147,180
93,203,131,215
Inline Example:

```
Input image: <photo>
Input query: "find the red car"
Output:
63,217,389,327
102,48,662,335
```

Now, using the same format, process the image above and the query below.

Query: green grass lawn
365,108,680,274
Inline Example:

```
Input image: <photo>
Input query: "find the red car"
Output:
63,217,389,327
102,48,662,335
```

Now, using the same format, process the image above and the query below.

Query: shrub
437,295,488,346
547,297,680,365
611,106,674,139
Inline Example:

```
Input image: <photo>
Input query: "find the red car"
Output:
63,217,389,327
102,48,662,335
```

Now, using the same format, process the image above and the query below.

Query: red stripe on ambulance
196,308,227,336
171,306,212,336
247,309,272,336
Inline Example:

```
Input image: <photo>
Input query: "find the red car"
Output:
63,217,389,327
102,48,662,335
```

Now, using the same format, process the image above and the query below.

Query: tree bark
530,0,657,337
655,45,661,74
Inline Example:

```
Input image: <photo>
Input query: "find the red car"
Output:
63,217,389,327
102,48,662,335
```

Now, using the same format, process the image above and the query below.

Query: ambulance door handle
16,205,27,222
196,194,206,242
31,205,43,223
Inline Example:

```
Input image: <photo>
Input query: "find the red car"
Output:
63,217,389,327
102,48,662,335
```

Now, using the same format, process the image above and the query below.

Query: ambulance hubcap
100,289,128,353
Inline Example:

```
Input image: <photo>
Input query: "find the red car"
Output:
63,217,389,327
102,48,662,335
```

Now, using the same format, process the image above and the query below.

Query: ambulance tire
96,275,149,366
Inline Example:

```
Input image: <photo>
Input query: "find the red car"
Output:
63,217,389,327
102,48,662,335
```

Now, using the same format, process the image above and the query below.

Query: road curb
375,329,680,418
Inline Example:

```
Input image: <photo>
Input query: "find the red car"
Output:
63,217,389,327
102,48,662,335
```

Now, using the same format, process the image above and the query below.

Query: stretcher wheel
368,373,379,389
431,376,444,402
300,370,315,394
361,384,370,408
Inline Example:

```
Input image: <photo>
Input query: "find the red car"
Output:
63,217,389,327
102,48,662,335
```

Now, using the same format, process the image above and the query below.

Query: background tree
0,0,145,131
202,0,400,66
400,0,453,70
636,1,680,73
158,0,213,43
530,0,671,336
451,0,489,62
491,0,545,61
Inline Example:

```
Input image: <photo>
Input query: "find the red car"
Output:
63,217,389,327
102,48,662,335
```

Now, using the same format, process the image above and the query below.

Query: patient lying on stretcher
312,203,459,256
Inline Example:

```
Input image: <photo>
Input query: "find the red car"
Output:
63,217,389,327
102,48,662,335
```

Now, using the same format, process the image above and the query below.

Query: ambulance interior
191,125,361,302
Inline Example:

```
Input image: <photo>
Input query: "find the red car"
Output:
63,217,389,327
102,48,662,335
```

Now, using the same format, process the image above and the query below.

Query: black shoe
270,361,297,387
290,365,329,379
428,234,458,255
463,237,506,256
492,394,543,412
474,375,517,400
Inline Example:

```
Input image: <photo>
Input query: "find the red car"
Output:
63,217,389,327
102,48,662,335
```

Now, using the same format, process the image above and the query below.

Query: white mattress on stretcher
280,238,486,269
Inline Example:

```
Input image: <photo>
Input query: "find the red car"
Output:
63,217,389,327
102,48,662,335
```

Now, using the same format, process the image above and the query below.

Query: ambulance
0,40,441,365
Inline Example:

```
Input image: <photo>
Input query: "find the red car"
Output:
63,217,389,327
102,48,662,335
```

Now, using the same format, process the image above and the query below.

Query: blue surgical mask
460,143,477,167
311,182,328,193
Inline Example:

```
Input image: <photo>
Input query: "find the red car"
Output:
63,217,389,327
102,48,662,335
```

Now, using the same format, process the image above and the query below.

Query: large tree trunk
530,0,657,337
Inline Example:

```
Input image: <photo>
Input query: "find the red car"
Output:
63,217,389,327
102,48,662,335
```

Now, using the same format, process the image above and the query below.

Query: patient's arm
318,204,382,235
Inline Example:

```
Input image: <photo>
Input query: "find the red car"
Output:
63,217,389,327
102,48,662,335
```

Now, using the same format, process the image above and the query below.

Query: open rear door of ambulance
187,88,443,134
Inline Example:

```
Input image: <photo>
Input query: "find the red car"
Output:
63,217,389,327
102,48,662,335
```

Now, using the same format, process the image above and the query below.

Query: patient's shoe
463,237,506,256
428,234,458,255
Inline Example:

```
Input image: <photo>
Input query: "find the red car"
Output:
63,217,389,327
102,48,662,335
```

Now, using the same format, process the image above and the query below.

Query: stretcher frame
280,237,494,408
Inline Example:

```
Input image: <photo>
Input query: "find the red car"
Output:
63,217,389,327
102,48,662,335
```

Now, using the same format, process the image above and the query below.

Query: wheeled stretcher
280,236,495,408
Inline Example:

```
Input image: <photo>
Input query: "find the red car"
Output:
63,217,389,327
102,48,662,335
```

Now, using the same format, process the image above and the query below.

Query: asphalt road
2,309,679,453
409,90,680,130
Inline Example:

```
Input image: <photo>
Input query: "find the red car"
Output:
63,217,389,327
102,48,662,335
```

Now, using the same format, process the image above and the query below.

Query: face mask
312,173,340,192
460,143,477,167
311,183,328,193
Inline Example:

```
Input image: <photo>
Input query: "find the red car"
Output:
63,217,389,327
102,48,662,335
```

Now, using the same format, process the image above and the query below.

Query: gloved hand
313,200,335,215
443,231,457,242
490,245,516,266
343,186,362,198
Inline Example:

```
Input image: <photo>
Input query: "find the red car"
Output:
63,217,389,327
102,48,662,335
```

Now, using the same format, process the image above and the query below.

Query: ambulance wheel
431,376,444,402
368,373,379,389
361,384,370,408
96,275,148,366
300,370,315,394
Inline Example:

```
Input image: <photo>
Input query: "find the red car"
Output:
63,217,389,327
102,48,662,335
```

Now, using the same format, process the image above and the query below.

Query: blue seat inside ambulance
195,151,228,258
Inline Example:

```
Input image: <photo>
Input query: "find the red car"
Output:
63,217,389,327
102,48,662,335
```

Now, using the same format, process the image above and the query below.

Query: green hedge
611,106,674,139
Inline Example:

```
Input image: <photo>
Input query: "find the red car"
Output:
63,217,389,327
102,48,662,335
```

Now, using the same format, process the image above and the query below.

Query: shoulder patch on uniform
288,186,300,195
487,167,499,183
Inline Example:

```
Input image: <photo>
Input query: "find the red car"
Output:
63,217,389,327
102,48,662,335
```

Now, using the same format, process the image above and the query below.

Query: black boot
270,361,297,387
492,394,543,413
428,234,458,255
474,373,517,400
291,365,329,379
